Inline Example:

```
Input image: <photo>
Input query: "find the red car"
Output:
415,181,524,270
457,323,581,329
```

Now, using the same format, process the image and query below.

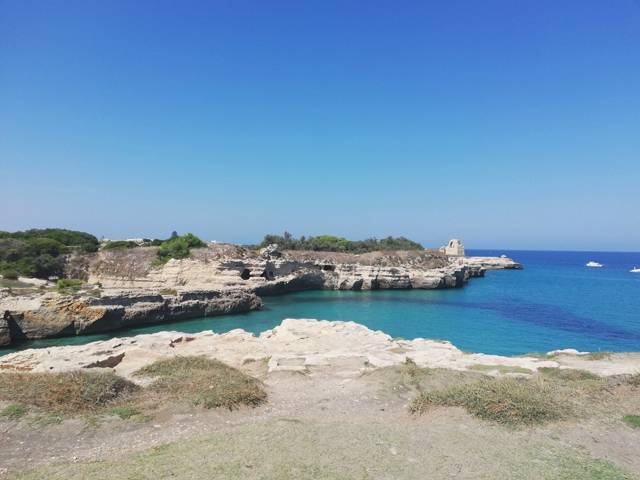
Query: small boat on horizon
631,267,640,273
586,261,603,268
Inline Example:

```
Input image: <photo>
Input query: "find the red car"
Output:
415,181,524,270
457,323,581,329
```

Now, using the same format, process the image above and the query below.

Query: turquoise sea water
1,250,639,356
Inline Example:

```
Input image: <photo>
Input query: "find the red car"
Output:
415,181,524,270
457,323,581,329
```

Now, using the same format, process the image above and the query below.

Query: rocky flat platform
2,319,637,378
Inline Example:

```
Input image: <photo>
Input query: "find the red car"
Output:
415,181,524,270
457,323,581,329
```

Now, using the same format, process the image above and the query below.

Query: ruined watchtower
440,239,465,257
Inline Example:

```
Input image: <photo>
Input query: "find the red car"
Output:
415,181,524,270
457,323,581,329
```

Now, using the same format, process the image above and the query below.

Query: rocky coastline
0,244,521,348
1,318,637,378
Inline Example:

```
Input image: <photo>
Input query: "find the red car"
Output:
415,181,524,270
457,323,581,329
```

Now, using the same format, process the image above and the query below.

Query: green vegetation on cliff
155,233,206,264
102,240,141,250
258,232,424,253
0,228,99,279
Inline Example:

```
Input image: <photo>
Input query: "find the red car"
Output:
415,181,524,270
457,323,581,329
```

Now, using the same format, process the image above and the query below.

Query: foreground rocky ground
1,320,639,479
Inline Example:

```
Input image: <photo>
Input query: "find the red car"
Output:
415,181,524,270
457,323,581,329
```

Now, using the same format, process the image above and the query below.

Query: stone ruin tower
440,239,465,256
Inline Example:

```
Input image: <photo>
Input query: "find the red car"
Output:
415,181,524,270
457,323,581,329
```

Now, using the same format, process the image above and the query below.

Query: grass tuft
622,415,640,428
626,373,640,387
468,364,533,375
0,403,28,420
56,278,84,294
410,377,571,426
134,356,267,410
538,367,601,381
0,371,138,412
103,405,144,420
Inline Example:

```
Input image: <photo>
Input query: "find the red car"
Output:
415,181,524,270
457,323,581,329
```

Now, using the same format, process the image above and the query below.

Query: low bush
0,371,138,412
410,377,571,426
102,240,139,250
155,233,206,264
57,278,84,293
0,229,99,279
0,267,19,280
134,356,267,410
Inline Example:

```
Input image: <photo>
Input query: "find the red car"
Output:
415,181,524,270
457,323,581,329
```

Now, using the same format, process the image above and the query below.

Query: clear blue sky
1,1,639,251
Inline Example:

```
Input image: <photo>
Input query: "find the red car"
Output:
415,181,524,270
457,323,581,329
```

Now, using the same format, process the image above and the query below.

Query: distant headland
0,228,520,347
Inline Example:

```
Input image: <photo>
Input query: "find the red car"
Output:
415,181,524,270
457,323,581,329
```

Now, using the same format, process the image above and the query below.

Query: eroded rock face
1,289,262,345
0,245,518,346
0,314,10,347
84,245,463,293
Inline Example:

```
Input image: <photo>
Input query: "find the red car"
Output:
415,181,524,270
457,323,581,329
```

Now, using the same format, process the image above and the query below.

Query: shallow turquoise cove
2,250,639,356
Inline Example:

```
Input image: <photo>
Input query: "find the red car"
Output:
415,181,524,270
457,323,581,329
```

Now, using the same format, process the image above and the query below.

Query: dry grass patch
133,356,267,410
626,373,640,387
0,371,138,413
538,367,601,382
410,377,571,426
584,352,612,361
468,364,533,375
0,403,28,420
409,368,613,426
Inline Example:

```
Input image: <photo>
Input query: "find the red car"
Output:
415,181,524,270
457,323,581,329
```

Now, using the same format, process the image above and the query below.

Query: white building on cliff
440,239,465,257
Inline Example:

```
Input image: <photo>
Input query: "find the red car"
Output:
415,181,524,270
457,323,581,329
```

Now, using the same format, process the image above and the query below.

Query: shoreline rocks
0,245,519,347
1,319,638,379
1,289,261,347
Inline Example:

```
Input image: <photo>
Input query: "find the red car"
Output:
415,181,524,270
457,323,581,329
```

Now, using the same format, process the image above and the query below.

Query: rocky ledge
0,245,520,347
1,319,637,379
1,289,261,347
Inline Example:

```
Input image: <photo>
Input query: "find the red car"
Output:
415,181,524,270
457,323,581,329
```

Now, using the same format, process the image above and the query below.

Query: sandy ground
1,362,639,480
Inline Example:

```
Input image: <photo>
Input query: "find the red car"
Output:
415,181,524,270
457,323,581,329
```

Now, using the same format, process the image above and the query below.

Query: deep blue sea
2,250,639,356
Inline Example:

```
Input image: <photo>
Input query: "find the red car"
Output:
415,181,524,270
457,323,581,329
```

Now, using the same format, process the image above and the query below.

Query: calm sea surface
2,250,639,356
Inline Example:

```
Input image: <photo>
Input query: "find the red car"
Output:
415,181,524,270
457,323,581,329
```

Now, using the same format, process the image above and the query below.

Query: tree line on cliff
0,228,425,280
0,229,100,279
257,232,424,253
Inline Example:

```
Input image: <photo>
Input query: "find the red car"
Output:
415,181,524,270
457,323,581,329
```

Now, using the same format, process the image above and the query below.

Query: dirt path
1,367,639,479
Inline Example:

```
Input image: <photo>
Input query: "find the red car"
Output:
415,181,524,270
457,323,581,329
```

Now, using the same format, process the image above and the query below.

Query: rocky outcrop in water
0,289,261,346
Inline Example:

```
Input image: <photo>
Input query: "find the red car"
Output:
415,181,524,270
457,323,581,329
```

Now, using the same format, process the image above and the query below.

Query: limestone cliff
0,244,519,347
1,289,261,346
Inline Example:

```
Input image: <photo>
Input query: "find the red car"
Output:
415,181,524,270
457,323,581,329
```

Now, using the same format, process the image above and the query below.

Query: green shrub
102,240,139,250
26,237,66,256
134,356,267,410
0,266,19,280
0,228,98,279
156,233,206,263
57,278,84,293
410,377,571,426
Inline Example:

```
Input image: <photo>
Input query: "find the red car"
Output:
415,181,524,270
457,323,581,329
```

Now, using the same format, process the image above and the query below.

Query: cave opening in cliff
240,268,251,280
260,269,275,281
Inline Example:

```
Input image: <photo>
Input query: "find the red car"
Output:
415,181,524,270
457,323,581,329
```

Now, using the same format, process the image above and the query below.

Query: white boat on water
586,261,603,268
631,267,640,273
